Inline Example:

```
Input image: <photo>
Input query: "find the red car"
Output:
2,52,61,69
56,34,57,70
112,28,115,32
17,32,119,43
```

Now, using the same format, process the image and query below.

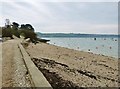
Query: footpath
2,40,31,87
2,39,52,88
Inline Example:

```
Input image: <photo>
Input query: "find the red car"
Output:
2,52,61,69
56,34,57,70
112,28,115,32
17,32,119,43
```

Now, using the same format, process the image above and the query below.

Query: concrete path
2,40,31,87
0,43,2,88
2,41,14,87
2,39,52,88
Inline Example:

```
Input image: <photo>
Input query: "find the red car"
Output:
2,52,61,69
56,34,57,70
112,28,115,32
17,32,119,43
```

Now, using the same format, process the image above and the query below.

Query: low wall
19,43,53,88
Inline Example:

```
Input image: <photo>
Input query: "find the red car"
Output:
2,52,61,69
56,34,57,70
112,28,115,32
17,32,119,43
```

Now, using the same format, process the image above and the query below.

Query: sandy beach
1,1,119,88
26,42,119,88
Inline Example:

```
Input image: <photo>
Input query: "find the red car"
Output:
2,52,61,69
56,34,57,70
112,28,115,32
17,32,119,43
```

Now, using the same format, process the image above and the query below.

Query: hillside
37,32,119,38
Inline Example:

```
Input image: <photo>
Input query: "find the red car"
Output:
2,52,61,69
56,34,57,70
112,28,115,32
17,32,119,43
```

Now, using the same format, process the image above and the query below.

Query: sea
38,33,119,59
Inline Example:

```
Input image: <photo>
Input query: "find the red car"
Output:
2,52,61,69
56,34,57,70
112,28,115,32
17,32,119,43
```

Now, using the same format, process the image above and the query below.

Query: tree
5,19,11,28
2,27,12,38
20,24,26,29
18,29,37,41
20,24,34,31
25,24,34,31
12,22,19,30
3,20,37,42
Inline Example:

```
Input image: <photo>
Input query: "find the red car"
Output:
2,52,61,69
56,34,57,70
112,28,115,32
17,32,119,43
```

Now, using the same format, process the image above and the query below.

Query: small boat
38,38,50,43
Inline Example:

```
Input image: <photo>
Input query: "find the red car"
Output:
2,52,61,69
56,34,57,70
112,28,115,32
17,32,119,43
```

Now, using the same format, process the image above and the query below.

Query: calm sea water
42,37,118,58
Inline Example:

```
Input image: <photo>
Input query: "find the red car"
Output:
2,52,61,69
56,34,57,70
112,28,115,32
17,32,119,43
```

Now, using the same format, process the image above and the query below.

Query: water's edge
41,37,118,59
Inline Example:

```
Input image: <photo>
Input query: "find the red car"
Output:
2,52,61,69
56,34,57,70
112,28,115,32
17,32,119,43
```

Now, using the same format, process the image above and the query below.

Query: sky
0,0,119,34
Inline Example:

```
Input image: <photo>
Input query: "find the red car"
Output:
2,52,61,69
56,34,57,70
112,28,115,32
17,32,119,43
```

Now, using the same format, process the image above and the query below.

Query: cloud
0,1,118,34
37,22,118,34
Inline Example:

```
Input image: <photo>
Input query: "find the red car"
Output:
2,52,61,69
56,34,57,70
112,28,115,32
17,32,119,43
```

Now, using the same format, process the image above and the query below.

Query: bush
2,27,12,38
2,23,37,42
11,29,19,37
18,29,37,42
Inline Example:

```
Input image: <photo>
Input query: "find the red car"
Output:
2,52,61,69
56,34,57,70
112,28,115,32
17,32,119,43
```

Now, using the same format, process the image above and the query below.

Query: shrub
18,29,37,42
2,22,37,42
2,27,12,38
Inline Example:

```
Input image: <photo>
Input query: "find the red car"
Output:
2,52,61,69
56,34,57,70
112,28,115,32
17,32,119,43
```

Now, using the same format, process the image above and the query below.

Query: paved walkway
0,43,2,88
2,40,31,87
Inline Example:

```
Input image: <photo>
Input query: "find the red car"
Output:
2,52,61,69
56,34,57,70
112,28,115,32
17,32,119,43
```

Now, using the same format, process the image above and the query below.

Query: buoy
103,38,106,40
94,38,96,40
110,46,112,49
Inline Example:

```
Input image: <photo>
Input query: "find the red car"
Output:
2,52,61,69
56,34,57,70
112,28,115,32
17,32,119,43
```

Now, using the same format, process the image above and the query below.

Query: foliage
2,27,12,38
12,22,19,30
18,29,37,41
2,22,37,42
0,27,2,35
20,32,26,37
20,24,34,31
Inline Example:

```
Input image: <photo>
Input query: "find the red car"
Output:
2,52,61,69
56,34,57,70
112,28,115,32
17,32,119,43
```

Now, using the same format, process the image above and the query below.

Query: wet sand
26,42,119,88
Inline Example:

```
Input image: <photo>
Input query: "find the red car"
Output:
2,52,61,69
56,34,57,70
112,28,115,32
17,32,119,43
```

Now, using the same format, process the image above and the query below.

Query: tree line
2,22,37,42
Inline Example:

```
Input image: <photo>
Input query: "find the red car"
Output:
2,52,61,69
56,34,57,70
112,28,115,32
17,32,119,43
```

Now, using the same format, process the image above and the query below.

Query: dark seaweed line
96,63,118,71
77,70,97,80
32,57,118,83
41,57,118,82
32,58,84,89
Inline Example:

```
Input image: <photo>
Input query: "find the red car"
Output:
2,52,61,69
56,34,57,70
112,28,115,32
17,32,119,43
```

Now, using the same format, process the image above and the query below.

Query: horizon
37,32,119,35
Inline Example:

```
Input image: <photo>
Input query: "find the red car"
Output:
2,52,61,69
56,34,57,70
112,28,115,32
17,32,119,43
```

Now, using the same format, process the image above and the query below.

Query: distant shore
26,42,118,87
37,32,120,38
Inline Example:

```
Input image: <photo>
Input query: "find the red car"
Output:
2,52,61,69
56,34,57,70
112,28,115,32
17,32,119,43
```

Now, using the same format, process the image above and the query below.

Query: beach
26,42,119,88
1,1,118,88
1,38,119,88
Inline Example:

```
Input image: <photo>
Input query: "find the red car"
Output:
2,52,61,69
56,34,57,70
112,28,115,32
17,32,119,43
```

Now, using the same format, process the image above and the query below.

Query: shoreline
26,42,118,87
47,43,118,59
44,37,118,59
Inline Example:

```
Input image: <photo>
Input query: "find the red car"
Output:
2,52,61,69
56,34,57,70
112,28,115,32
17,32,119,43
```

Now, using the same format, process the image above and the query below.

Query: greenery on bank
0,27,2,36
2,22,37,42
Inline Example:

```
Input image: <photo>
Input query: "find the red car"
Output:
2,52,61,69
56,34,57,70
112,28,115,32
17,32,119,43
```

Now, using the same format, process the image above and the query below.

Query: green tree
20,24,34,31
25,24,34,31
3,20,37,42
12,22,19,30
18,29,37,41
20,24,26,29
2,27,12,38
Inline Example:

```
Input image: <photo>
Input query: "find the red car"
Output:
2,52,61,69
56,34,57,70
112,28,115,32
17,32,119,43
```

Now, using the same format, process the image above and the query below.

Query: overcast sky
0,0,119,34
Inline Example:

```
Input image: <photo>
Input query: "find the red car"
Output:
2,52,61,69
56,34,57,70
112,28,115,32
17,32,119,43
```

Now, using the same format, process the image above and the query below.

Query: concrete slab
19,44,53,88
0,43,2,89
